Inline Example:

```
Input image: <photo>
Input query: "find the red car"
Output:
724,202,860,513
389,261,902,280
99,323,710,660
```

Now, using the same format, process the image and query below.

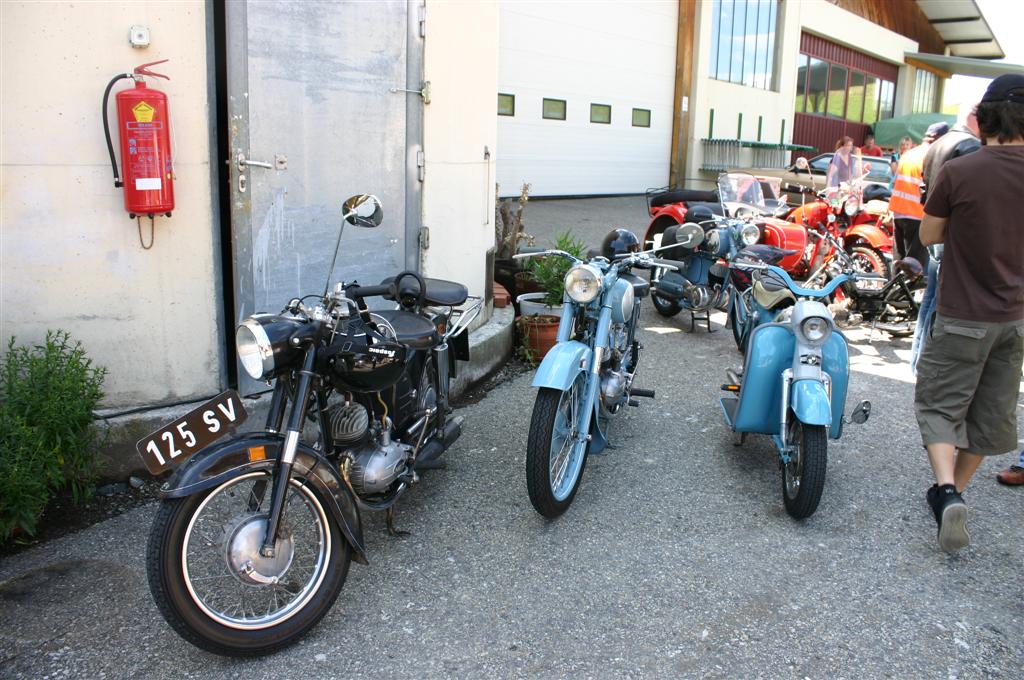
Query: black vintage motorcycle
142,194,480,656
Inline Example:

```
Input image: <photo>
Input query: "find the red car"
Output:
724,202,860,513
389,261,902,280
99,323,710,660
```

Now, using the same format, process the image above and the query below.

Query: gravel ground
1,198,1021,679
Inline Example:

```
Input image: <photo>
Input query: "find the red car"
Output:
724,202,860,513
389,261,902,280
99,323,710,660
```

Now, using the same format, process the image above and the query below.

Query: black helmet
686,204,716,223
601,228,640,260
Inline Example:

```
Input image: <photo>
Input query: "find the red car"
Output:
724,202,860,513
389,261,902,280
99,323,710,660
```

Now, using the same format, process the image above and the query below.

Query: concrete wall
1,1,221,409
496,0,677,197
684,0,919,184
421,0,498,302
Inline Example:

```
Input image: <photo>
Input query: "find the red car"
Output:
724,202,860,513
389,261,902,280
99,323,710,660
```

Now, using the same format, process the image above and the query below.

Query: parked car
738,154,894,204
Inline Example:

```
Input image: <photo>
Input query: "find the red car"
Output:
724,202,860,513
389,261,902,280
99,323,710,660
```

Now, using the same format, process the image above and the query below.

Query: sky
942,0,1024,110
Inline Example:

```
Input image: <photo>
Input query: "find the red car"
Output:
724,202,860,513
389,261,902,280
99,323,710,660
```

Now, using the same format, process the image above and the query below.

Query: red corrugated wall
795,33,900,154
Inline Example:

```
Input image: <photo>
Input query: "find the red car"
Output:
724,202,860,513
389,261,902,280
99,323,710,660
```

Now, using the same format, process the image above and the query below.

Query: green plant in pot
527,230,587,308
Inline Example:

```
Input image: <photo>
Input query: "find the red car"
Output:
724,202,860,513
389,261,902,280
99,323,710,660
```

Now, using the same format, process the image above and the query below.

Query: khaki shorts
915,314,1024,455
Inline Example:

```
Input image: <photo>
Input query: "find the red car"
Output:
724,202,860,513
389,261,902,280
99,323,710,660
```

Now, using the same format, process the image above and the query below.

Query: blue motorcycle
721,258,871,518
514,229,669,518
648,208,762,331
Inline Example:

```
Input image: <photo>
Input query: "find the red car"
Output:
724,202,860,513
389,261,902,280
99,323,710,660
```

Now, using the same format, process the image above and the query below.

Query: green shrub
529,230,587,307
0,331,106,541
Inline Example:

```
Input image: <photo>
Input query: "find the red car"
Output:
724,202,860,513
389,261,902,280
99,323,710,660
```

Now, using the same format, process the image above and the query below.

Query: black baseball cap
980,73,1024,104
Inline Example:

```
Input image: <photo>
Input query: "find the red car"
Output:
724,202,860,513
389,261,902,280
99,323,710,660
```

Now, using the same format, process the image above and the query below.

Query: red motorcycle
783,177,892,282
644,172,807,274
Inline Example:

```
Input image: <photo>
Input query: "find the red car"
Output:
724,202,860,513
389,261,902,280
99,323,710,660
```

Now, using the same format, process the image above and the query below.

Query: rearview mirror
675,222,704,249
863,162,872,172
343,194,383,228
848,400,871,424
795,157,809,170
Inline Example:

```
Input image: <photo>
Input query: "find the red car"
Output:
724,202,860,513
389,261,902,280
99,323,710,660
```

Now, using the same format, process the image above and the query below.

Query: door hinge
419,226,430,251
417,150,425,182
418,2,426,37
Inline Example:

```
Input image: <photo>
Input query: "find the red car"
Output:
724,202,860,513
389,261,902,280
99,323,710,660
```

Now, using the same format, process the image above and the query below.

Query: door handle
236,153,288,171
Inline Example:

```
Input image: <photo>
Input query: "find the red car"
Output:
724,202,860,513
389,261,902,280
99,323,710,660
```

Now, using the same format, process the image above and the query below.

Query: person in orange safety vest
889,122,949,269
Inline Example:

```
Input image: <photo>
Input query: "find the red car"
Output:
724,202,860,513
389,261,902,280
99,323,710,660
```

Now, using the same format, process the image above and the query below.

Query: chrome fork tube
261,346,317,557
434,342,450,405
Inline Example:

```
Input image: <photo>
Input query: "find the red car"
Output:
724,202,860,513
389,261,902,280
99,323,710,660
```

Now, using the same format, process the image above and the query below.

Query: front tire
649,266,682,317
526,376,589,518
147,472,351,656
781,421,828,519
728,292,746,353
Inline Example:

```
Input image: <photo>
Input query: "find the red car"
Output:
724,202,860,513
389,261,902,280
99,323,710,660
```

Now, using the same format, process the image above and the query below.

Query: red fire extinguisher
102,60,174,232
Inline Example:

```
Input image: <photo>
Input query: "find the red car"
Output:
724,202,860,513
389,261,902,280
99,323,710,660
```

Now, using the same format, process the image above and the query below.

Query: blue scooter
514,231,672,518
721,259,871,518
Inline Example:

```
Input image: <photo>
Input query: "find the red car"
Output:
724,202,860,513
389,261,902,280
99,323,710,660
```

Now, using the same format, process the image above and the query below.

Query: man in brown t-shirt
915,73,1024,554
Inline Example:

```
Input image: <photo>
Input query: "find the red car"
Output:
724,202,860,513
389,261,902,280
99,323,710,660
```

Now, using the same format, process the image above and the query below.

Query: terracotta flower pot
518,314,560,363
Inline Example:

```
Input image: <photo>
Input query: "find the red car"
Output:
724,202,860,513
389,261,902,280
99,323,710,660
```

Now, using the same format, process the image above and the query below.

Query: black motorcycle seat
380,276,469,307
684,201,725,217
371,310,440,350
863,184,892,202
894,257,923,279
736,244,797,265
650,188,719,208
619,272,649,298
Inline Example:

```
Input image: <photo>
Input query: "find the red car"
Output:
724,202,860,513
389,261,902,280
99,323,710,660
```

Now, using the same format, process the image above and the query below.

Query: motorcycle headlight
235,315,303,380
800,316,832,345
740,223,760,246
564,264,603,303
844,196,860,216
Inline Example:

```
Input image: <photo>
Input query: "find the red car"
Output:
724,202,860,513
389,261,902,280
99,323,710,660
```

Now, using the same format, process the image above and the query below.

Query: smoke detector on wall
129,25,151,48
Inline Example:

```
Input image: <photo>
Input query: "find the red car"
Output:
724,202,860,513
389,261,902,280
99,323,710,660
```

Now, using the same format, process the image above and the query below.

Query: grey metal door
226,0,423,395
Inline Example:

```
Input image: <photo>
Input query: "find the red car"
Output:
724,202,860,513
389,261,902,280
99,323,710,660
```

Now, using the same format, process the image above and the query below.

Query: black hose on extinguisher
102,73,132,188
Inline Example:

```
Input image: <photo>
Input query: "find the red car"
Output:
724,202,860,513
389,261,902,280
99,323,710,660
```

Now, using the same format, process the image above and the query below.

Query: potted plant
493,182,539,298
516,230,586,317
516,230,586,362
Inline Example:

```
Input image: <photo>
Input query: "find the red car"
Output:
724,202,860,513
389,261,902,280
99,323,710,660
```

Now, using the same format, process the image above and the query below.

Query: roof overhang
905,52,1024,79
916,0,1004,59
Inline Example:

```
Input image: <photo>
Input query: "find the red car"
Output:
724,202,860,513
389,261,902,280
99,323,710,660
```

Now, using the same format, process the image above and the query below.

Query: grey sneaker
927,484,970,553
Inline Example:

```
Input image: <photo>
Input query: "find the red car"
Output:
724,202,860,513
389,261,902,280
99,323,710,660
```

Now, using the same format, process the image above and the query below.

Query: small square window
498,93,515,116
590,103,611,124
632,108,651,127
542,98,566,120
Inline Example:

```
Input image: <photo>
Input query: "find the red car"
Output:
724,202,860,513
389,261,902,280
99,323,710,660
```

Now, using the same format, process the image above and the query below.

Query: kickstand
386,505,410,537
689,309,714,333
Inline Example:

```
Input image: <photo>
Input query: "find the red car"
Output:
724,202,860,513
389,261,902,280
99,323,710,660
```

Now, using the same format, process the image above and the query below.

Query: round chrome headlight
564,264,603,303
235,315,303,381
619,280,635,321
740,223,760,246
844,196,860,216
800,316,832,344
236,320,273,380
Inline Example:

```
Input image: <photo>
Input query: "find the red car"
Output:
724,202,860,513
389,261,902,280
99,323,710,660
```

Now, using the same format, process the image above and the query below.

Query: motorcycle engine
683,284,714,311
328,401,411,496
600,324,633,413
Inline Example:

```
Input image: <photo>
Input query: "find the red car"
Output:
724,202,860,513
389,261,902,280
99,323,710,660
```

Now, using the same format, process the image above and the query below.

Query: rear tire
781,421,828,519
147,472,351,656
728,292,746,353
849,246,889,279
526,378,589,518
652,292,682,317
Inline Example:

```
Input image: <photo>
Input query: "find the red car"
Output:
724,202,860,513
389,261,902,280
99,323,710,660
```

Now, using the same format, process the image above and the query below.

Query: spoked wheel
526,374,589,518
147,472,351,656
781,420,828,519
849,246,890,279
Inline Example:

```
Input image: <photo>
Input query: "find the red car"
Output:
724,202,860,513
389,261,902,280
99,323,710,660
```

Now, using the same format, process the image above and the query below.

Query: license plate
136,390,248,475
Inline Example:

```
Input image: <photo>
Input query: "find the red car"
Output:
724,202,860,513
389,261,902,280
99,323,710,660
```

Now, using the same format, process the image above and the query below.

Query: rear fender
532,340,592,392
644,209,687,247
162,433,367,565
844,223,890,251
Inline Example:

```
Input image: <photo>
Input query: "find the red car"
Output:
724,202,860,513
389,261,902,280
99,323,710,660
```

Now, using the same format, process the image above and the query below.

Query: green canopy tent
873,112,956,148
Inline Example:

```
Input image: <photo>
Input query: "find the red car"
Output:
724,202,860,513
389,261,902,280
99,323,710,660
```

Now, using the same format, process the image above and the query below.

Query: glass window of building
848,71,866,123
498,93,515,117
863,77,881,125
794,54,809,113
590,103,611,124
913,71,938,113
827,65,847,118
709,0,779,90
542,98,566,120
806,57,829,115
632,108,651,127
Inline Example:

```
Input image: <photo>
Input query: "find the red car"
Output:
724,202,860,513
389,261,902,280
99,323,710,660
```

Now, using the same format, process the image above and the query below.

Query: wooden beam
905,56,952,79
929,16,981,24
669,0,696,187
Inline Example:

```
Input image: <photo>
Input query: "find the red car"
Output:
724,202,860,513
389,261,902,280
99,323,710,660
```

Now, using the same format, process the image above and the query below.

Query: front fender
845,223,890,251
162,433,367,565
790,379,832,427
532,340,592,392
644,209,687,246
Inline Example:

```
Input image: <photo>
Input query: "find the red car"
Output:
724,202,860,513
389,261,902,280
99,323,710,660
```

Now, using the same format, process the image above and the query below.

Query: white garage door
497,2,678,197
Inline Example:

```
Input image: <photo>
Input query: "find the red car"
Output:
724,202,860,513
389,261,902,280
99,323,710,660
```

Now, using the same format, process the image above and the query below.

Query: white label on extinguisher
135,178,162,191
